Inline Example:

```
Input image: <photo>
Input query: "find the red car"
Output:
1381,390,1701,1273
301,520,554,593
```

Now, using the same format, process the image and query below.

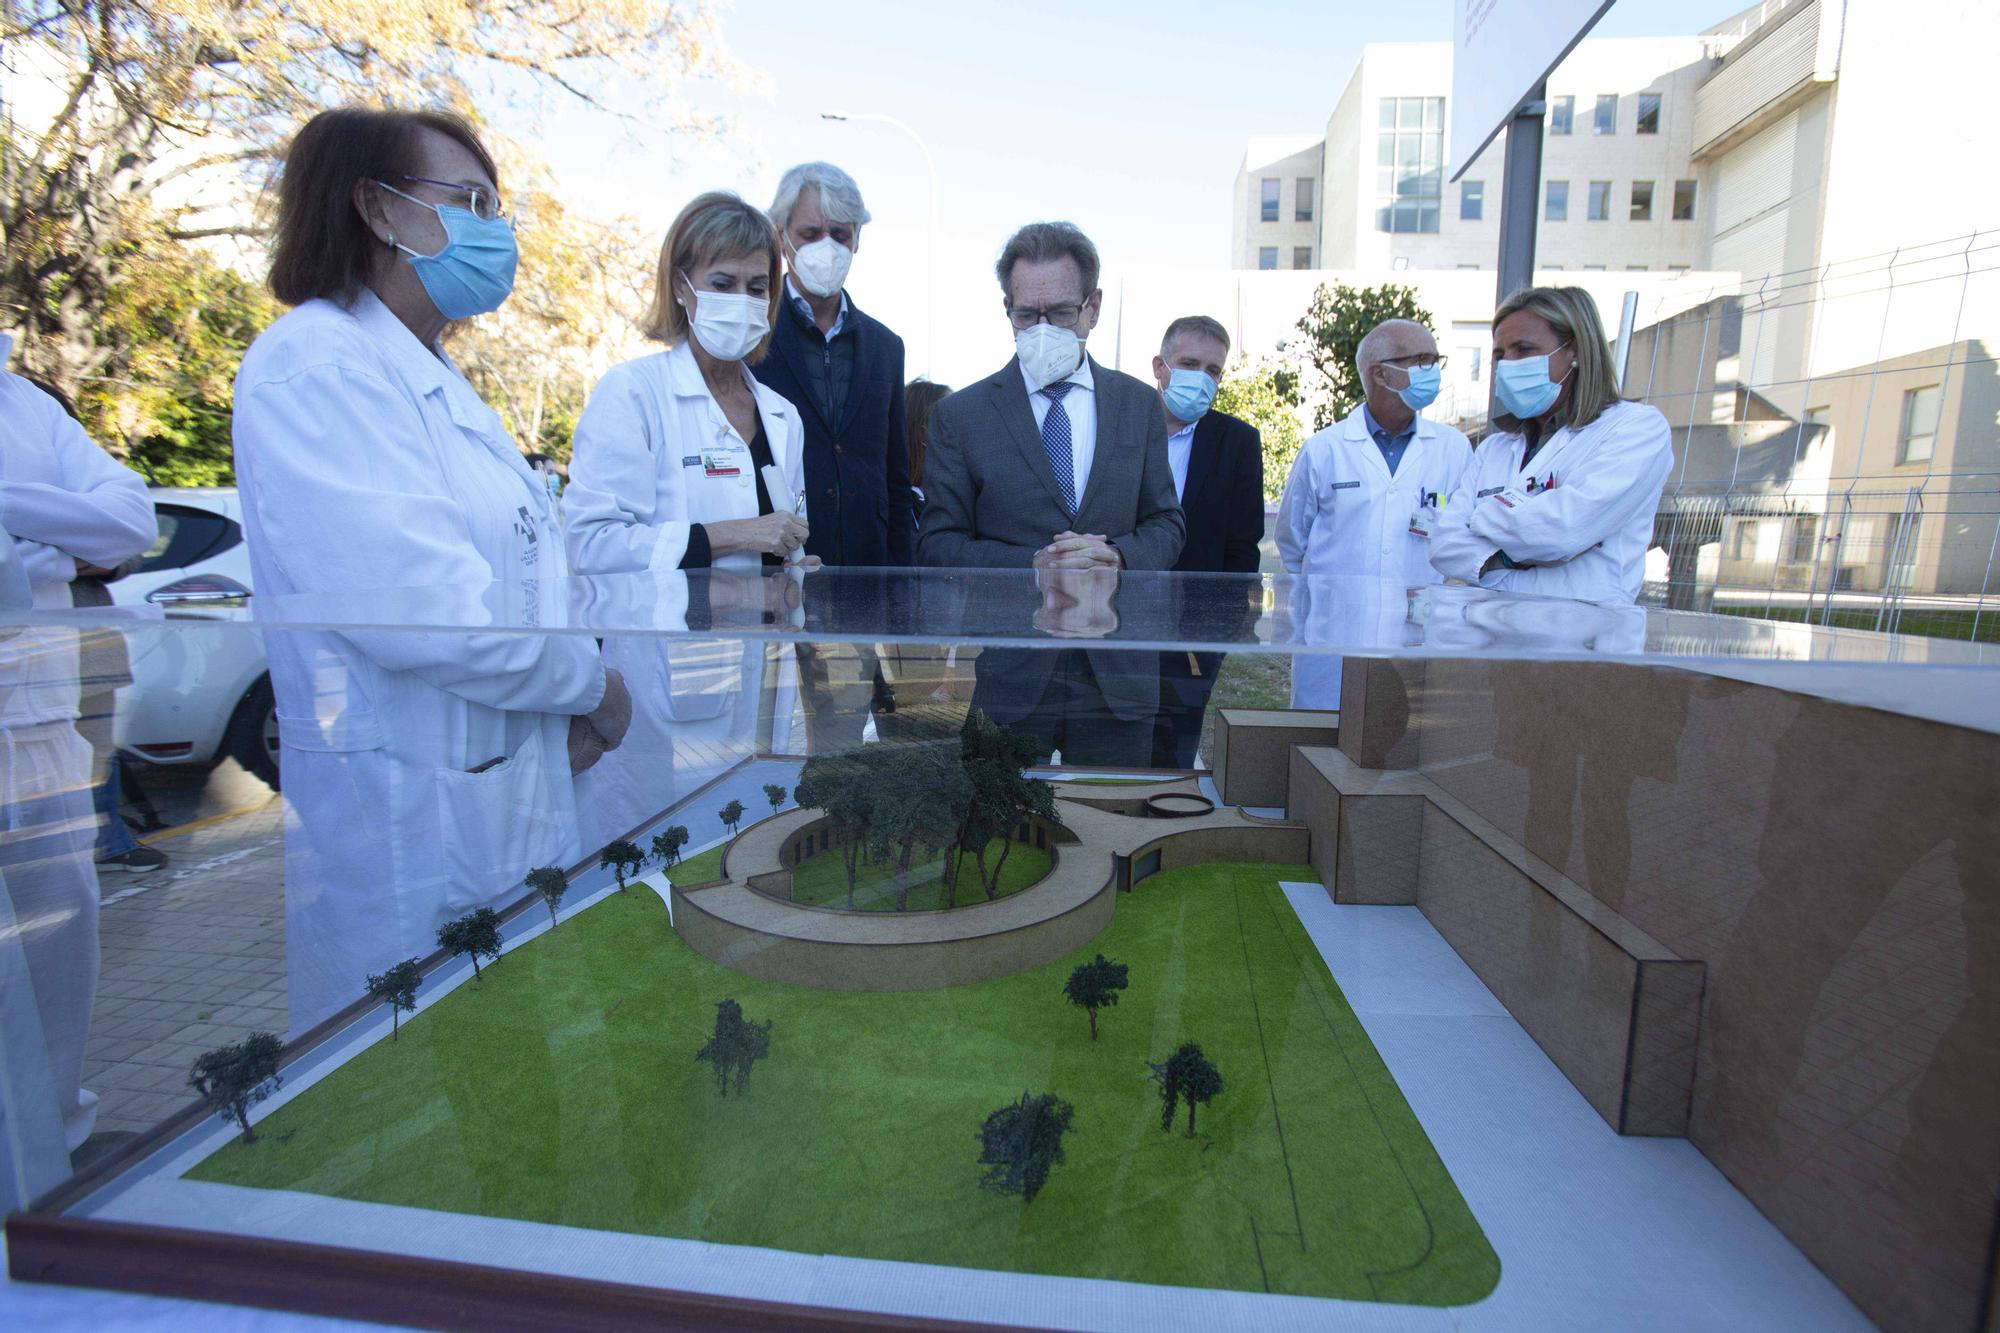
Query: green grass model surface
787,841,1052,912
188,861,1499,1305
664,843,725,886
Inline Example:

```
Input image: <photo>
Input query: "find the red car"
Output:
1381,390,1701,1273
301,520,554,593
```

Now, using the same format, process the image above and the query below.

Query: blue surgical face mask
1393,362,1442,412
376,180,518,321
1161,366,1217,423
1493,343,1573,421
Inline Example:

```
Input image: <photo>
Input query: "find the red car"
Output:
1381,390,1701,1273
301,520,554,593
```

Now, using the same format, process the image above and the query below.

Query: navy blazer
1172,408,1264,574
758,294,915,566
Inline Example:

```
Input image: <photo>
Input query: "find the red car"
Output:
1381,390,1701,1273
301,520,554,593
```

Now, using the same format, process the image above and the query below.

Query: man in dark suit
918,221,1184,766
1147,315,1265,768
759,162,913,749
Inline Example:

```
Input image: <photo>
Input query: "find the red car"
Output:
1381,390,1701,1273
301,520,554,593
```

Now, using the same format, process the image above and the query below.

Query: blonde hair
640,191,782,363
1491,285,1623,433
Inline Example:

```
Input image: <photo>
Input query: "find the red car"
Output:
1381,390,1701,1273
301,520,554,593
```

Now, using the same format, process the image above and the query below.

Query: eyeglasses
1384,353,1448,371
396,175,508,223
1008,300,1092,331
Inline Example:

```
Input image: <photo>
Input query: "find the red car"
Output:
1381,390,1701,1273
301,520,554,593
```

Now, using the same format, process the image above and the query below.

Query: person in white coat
1276,318,1473,706
564,191,809,851
1430,286,1673,605
231,107,630,1036
0,339,156,1185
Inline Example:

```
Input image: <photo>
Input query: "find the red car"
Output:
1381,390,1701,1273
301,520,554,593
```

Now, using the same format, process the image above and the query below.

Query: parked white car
109,488,277,788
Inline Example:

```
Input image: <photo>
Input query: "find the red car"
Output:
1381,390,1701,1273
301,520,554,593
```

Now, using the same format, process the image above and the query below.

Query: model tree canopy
694,998,773,1097
1063,954,1129,1040
600,839,645,893
436,907,503,982
652,825,690,869
526,865,568,928
763,783,788,814
976,1091,1075,1204
718,799,746,834
957,710,1062,903
863,742,971,911
1150,1042,1225,1138
365,959,423,1042
189,1032,284,1145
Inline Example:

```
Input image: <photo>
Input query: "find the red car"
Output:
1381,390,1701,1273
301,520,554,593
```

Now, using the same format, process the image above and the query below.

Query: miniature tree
862,742,969,910
189,1032,283,1145
976,1091,1075,1203
694,998,773,1097
763,782,787,816
526,865,568,928
955,711,1062,902
796,751,875,908
365,958,423,1042
718,798,746,835
651,824,689,870
600,838,645,893
1149,1042,1225,1138
1063,954,1129,1040
436,907,503,982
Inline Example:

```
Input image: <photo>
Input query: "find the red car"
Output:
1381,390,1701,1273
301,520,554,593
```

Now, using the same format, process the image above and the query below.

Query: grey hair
995,221,1100,303
770,161,872,233
1161,315,1231,359
1355,318,1434,385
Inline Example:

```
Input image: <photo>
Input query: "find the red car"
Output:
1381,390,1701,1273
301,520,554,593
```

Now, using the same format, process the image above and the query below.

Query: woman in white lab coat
564,192,808,851
1429,287,1673,604
231,108,630,1036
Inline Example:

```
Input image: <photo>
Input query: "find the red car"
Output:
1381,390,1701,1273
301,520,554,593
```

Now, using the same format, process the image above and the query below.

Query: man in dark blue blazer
760,163,915,749
1147,315,1265,769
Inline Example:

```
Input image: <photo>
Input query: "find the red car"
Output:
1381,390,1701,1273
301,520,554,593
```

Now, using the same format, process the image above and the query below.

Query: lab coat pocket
434,726,568,914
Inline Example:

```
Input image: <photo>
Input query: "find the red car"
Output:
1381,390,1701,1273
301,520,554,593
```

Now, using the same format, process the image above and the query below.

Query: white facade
1230,137,1324,273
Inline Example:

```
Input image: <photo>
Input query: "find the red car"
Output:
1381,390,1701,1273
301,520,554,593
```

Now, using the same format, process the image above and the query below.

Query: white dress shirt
1020,354,1097,503
1166,420,1196,502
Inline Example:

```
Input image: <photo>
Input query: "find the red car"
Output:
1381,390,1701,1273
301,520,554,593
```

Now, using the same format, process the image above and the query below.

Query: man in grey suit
917,221,1185,765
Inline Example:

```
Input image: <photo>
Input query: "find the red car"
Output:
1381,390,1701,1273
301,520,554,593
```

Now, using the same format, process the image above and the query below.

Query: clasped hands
1032,530,1122,571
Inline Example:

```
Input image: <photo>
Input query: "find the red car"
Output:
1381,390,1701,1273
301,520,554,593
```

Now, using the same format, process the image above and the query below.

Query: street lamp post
821,110,937,379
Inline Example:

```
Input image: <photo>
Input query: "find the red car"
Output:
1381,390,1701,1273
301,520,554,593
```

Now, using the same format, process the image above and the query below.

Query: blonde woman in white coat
564,192,809,851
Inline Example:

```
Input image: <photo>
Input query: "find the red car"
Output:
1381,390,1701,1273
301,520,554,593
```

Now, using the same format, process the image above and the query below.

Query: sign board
1450,0,1616,180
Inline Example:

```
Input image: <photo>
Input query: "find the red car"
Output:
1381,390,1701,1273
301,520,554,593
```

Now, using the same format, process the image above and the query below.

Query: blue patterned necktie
1040,380,1077,515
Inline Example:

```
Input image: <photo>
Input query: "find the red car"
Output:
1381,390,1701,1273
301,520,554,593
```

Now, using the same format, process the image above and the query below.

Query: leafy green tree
762,783,788,816
599,839,644,893
796,751,874,908
694,998,773,1097
1292,280,1436,428
526,866,569,929
977,1091,1075,1204
1214,358,1307,504
1063,954,1129,1041
953,710,1060,904
436,907,503,982
651,825,690,869
862,743,969,911
718,799,746,835
189,1032,284,1145
365,959,423,1042
1150,1042,1225,1138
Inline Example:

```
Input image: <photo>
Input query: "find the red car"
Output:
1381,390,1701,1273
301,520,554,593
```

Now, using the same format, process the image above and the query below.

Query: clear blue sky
531,0,1749,384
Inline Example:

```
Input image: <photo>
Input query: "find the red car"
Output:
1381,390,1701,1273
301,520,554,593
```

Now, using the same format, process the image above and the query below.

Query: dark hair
904,380,952,487
268,107,499,308
994,221,1100,304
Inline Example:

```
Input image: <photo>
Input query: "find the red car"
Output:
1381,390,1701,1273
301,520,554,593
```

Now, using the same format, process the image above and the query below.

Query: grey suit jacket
916,355,1185,571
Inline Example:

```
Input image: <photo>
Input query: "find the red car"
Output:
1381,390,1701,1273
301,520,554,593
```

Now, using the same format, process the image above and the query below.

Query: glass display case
3,568,1994,1333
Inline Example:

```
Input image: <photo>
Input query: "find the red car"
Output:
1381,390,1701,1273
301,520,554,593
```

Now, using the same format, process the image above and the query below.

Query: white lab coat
1429,399,1673,605
563,342,806,850
1275,405,1474,585
1282,574,1424,709
232,290,607,1035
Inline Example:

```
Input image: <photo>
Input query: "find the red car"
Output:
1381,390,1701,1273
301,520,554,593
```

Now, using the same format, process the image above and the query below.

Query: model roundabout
180,719,1500,1306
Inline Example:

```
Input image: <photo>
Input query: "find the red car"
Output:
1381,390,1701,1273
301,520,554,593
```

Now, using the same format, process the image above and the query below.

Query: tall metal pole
821,111,937,378
1494,82,1546,305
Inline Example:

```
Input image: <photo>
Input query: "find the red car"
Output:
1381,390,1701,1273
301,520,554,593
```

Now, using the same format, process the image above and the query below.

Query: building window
1669,263,1691,272
1549,95,1574,135
1587,180,1611,220
1626,264,1648,271
1545,179,1569,222
1259,178,1279,222
1295,178,1314,222
1898,385,1941,464
1673,179,1698,220
1630,180,1655,221
1583,264,1607,271
1788,515,1819,562
1293,246,1313,270
1593,94,1617,134
1257,246,1278,271
1457,263,1481,270
1637,93,1661,134
1460,179,1484,221
1375,96,1444,234
1731,520,1758,561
